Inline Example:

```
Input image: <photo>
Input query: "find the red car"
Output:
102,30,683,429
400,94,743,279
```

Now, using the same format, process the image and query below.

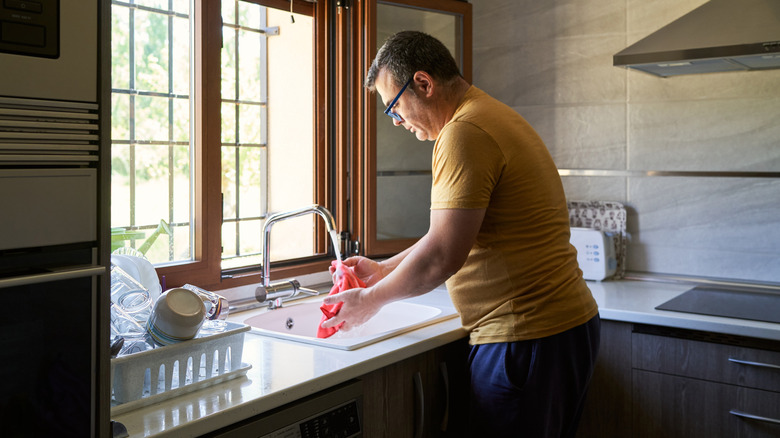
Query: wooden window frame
152,0,472,290
155,0,332,291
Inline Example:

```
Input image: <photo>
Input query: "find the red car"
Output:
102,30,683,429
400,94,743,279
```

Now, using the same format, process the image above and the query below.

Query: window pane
222,145,237,220
173,97,189,142
111,6,129,90
111,143,132,227
134,144,170,226
239,146,263,218
221,102,236,143
238,28,262,102
222,221,238,259
111,93,130,140
238,1,260,28
172,16,190,96
238,104,262,144
238,219,263,258
221,2,315,270
135,9,170,94
222,0,236,25
172,0,189,15
221,30,237,101
111,0,193,265
135,95,169,142
172,145,191,225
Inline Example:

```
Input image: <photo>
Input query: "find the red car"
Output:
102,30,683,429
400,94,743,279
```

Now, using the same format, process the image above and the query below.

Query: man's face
376,69,436,142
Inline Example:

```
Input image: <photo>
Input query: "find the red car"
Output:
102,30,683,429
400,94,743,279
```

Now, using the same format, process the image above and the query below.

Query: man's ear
412,71,435,98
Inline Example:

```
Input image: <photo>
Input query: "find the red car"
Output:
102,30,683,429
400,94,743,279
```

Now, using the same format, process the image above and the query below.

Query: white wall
471,0,780,283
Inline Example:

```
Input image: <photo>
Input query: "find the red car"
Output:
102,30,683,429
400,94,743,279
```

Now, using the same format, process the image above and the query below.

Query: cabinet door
576,320,633,438
361,341,468,438
633,370,780,438
362,352,431,437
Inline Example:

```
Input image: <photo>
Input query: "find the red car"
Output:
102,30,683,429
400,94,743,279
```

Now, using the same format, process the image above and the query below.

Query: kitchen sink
242,297,458,350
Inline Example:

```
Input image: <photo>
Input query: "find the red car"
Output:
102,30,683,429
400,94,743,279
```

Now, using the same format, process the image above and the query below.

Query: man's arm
321,207,485,330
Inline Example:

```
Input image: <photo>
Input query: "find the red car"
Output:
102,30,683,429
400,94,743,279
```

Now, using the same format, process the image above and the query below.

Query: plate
111,254,162,301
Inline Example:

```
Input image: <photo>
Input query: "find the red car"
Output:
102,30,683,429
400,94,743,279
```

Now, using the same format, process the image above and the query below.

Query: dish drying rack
110,321,251,415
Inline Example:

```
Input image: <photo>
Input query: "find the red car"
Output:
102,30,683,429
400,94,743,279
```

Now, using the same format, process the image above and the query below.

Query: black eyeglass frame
383,77,413,122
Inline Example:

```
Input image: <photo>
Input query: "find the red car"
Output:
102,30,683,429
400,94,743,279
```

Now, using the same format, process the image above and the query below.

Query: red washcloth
318,260,366,338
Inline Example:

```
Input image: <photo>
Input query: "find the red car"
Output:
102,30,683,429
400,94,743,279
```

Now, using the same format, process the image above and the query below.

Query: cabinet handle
729,410,780,425
728,357,780,370
413,371,424,438
439,361,449,432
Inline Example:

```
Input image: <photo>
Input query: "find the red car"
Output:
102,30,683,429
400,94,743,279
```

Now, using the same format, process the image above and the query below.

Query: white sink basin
242,298,458,350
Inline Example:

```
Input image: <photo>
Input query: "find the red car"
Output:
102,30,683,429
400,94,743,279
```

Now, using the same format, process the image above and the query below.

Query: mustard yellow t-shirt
432,86,598,345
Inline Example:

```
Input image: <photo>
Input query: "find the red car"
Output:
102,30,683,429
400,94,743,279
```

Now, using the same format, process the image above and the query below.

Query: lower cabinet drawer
633,370,780,438
633,330,780,393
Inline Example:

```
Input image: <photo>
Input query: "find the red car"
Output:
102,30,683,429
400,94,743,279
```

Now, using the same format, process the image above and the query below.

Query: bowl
147,288,206,345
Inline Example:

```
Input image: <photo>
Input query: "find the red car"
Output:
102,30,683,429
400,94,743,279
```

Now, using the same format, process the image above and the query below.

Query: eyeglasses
383,77,413,122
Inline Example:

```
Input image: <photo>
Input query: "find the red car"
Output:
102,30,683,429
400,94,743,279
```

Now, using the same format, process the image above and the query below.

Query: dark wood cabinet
576,320,634,438
633,369,780,438
361,340,468,438
577,321,780,438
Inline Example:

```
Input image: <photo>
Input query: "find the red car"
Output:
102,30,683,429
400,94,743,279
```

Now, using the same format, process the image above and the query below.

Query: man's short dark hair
365,31,462,91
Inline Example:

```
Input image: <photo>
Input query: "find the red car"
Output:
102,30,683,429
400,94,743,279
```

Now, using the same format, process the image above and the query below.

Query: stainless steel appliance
0,0,110,436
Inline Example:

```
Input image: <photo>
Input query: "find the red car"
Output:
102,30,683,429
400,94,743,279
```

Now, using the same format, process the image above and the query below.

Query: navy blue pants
467,315,601,437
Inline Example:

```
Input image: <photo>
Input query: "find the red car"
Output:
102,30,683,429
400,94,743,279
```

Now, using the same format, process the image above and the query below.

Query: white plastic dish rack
110,321,251,415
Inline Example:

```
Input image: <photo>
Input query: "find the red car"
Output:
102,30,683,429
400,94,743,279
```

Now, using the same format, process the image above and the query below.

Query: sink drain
285,317,294,330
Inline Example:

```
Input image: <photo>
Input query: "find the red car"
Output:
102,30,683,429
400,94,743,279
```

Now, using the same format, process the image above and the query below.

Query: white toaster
570,227,617,281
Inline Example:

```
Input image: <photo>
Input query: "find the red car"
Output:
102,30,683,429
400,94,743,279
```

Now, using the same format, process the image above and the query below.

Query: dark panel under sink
655,285,780,324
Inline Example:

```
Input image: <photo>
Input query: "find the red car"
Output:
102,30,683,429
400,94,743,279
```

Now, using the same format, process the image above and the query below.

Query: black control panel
0,0,59,58
298,400,361,438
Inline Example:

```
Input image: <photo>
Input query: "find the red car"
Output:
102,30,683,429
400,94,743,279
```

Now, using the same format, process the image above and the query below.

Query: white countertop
112,279,780,437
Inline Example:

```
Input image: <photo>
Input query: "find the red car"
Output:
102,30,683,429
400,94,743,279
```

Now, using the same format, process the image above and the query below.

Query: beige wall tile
470,0,780,282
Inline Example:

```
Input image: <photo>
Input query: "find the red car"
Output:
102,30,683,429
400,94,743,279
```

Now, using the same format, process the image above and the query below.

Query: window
219,3,315,270
111,0,193,263
111,0,325,290
110,0,471,291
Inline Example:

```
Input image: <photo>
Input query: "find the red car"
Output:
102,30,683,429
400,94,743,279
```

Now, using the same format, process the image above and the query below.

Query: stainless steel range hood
614,0,780,77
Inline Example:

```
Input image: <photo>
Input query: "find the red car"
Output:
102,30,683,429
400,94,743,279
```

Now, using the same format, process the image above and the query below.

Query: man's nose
393,118,403,126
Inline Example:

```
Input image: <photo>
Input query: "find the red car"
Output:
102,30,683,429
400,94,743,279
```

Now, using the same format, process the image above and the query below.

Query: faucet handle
297,286,320,296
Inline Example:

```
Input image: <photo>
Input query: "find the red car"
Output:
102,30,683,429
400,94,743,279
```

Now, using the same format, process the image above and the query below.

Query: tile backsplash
472,0,780,283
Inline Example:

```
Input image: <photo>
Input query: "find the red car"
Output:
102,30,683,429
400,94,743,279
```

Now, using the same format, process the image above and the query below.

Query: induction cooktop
655,285,780,324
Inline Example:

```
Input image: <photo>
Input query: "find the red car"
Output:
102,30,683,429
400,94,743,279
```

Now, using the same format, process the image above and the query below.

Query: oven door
0,249,104,438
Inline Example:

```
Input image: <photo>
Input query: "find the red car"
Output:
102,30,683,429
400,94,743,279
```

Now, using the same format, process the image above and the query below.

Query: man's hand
330,256,388,287
320,286,382,332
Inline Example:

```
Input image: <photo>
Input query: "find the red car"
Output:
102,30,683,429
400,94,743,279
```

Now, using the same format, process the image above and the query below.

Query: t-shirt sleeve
431,121,505,210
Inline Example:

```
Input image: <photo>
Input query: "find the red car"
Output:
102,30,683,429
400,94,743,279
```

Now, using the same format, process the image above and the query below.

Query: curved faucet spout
257,205,338,305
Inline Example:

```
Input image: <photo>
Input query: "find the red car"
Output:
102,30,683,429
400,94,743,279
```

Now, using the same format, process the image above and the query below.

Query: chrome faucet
255,204,339,307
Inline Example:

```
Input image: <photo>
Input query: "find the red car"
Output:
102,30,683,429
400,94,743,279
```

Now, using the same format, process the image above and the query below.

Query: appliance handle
729,409,780,425
0,265,106,289
728,357,780,371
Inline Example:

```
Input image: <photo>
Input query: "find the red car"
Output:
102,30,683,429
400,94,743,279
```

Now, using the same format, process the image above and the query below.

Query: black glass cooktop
655,285,780,325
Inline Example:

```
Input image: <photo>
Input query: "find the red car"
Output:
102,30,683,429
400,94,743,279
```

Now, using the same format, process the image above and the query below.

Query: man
320,30,600,437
